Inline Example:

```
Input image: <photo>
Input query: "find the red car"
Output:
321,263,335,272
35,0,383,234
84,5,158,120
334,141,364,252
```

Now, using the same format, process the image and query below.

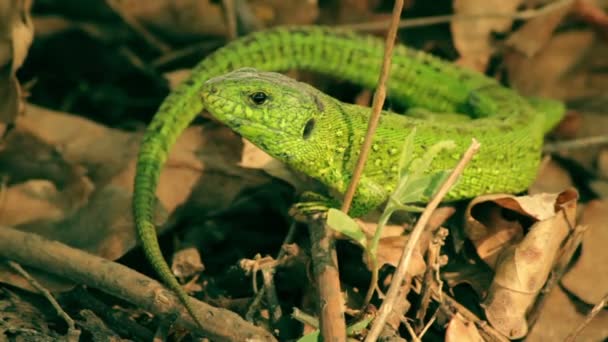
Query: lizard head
201,68,349,179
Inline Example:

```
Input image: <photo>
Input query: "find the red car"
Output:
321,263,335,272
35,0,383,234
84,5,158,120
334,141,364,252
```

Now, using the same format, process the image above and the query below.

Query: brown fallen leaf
504,30,601,99
597,148,608,179
505,1,572,58
113,0,227,39
526,284,608,341
452,0,523,71
0,0,33,124
481,188,578,339
445,313,484,342
561,200,608,305
249,0,319,27
0,103,272,293
0,180,66,227
528,156,573,195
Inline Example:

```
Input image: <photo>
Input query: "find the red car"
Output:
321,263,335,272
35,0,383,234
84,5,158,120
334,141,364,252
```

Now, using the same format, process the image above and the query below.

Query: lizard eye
249,92,268,105
302,118,315,139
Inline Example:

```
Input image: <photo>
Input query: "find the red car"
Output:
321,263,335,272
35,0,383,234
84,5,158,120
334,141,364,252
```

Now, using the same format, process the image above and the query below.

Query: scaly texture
132,26,565,327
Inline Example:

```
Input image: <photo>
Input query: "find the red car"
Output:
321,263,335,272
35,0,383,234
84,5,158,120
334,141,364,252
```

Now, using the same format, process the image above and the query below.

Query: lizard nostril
208,86,218,94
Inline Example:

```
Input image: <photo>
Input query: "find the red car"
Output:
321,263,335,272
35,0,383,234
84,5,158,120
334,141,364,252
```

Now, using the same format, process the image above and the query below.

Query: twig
340,0,406,213
261,266,282,325
151,40,221,68
542,135,608,153
221,0,238,40
245,221,298,321
7,260,81,341
0,225,277,341
307,214,346,341
365,140,481,342
415,227,448,332
105,0,171,54
340,0,574,32
564,293,608,342
438,291,509,342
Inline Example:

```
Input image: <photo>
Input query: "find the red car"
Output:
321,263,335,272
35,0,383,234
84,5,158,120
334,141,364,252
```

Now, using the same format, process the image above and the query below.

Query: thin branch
564,293,608,342
0,225,277,341
340,0,574,32
365,140,481,342
105,0,171,54
543,135,608,153
7,260,81,341
221,0,238,40
245,221,298,321
341,0,406,213
308,214,346,341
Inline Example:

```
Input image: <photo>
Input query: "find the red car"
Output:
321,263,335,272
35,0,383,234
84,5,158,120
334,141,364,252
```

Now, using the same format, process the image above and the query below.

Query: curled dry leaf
0,0,33,124
561,200,608,305
480,188,578,339
465,189,576,267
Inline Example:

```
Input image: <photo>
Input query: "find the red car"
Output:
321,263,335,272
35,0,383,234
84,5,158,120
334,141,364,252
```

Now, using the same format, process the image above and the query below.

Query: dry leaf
561,200,608,305
115,0,227,38
452,0,523,71
590,180,608,199
526,285,608,341
597,149,608,179
504,30,600,99
505,1,571,57
482,188,578,339
0,0,33,124
0,103,272,293
528,157,573,195
0,180,65,227
445,313,484,342
466,190,578,267
249,0,319,27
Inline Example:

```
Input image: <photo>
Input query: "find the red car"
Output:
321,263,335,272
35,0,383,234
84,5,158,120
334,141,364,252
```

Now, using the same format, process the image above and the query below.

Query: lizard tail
133,153,204,329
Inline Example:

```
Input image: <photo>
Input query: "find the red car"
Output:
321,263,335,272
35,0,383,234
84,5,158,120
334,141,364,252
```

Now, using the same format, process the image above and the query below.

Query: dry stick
564,293,608,342
322,1,405,340
438,292,509,342
308,213,346,341
340,0,405,212
340,0,574,32
542,134,608,153
365,140,481,342
0,225,277,342
7,261,81,341
221,0,238,40
245,221,297,321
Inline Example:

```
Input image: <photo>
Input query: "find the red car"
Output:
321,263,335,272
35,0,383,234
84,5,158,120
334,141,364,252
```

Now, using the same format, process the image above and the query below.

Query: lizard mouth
205,108,287,137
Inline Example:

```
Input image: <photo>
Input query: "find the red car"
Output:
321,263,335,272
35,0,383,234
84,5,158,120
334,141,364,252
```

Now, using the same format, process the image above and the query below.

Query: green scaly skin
133,26,565,327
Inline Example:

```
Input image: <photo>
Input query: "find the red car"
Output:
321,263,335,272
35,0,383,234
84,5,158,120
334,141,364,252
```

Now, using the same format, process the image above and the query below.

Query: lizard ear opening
302,118,315,139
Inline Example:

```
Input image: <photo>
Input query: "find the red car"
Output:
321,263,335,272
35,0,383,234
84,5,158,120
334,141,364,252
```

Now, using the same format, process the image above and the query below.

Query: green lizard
132,26,565,328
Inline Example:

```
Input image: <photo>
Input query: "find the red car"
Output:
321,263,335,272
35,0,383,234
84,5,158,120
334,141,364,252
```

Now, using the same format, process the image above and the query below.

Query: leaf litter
1,0,608,341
